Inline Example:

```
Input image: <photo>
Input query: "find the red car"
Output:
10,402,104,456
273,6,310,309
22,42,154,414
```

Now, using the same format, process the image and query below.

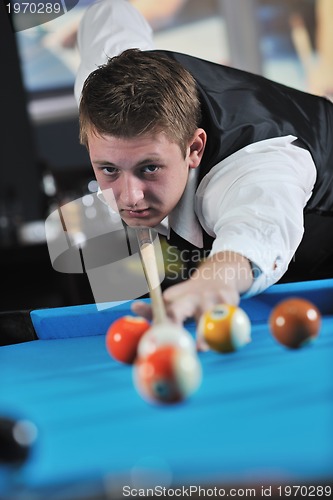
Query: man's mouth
121,208,151,218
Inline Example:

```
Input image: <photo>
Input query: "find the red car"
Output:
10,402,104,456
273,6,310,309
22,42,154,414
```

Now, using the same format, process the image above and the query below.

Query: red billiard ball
133,345,202,404
269,297,321,349
106,315,151,364
197,304,251,353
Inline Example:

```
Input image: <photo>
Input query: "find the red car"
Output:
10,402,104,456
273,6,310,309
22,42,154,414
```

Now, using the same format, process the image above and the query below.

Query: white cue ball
137,323,196,359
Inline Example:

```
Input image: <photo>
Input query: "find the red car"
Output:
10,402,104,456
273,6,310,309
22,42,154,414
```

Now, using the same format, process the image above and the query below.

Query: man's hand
131,251,253,325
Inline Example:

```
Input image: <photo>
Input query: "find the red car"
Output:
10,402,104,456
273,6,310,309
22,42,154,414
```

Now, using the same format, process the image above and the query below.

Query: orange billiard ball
269,297,321,349
197,304,251,353
106,315,151,364
133,345,202,404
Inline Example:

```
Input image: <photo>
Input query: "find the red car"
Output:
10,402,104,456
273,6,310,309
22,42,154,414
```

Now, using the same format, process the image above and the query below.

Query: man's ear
188,128,207,168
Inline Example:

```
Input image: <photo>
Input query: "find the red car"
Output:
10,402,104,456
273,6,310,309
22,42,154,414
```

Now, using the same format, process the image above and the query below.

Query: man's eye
142,165,159,174
102,167,118,175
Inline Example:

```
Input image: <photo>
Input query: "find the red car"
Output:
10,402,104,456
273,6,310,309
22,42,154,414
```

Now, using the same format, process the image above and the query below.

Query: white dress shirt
75,0,154,104
77,0,317,297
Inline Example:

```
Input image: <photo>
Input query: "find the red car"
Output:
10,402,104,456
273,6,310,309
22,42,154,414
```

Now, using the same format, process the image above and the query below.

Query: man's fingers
131,300,153,321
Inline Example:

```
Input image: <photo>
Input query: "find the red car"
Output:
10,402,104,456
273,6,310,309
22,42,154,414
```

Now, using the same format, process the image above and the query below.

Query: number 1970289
6,2,63,15
277,485,331,497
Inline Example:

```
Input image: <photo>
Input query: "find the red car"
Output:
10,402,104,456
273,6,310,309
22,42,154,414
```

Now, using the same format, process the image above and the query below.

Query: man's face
88,131,197,227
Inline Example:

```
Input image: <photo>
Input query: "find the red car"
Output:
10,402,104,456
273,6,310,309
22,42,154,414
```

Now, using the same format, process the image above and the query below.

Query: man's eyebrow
93,160,116,166
93,157,162,167
136,157,162,166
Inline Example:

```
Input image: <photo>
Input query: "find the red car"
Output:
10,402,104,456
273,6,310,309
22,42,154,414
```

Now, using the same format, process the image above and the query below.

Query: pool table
1,279,333,500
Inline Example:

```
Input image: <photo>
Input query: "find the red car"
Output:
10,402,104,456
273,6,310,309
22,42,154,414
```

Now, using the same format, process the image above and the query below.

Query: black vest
153,51,333,280
156,50,333,214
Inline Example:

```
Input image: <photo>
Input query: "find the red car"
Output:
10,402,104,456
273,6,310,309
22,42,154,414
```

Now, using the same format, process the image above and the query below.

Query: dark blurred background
1,0,330,311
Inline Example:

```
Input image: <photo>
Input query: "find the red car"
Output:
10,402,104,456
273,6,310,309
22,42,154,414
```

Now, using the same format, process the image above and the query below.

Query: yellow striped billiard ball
198,304,251,353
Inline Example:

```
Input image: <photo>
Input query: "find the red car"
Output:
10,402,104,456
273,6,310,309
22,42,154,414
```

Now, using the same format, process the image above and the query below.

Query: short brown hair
79,49,201,157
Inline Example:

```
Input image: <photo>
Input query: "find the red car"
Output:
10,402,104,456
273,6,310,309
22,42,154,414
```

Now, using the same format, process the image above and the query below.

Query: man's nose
119,175,144,207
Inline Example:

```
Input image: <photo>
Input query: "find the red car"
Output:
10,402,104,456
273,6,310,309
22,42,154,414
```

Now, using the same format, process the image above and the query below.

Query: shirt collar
168,167,203,248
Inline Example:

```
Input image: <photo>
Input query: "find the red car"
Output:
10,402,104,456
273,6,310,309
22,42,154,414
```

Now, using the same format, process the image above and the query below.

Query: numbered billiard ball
137,322,196,360
106,315,151,364
133,345,202,404
269,297,321,348
197,304,251,353
0,416,38,467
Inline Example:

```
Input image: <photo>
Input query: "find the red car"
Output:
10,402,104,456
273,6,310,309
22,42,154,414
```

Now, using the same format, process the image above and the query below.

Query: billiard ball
269,297,321,348
106,315,151,364
197,304,251,353
133,345,202,404
137,322,197,359
0,416,38,466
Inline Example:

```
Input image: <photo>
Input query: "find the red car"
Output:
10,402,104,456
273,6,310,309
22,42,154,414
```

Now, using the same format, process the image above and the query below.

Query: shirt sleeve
195,135,317,297
74,0,155,104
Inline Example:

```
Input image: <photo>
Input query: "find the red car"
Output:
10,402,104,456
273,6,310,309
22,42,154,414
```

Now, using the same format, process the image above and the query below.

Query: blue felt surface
30,279,333,339
1,280,333,499
30,300,133,340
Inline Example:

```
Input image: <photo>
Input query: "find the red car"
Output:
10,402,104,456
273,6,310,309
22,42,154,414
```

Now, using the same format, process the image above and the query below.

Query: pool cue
136,227,169,325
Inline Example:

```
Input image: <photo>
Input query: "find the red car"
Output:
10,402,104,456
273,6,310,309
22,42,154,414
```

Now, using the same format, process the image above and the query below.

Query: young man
75,0,333,324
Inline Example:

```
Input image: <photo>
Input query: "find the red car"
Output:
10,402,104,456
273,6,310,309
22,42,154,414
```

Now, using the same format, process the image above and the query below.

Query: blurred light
85,206,97,219
88,180,99,193
82,194,94,207
43,174,57,197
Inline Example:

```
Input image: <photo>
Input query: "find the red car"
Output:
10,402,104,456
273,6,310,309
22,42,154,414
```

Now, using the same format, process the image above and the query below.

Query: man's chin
121,215,155,228
121,212,164,229
123,220,152,228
